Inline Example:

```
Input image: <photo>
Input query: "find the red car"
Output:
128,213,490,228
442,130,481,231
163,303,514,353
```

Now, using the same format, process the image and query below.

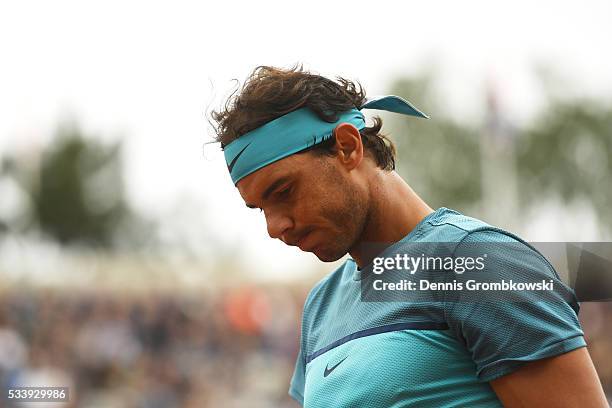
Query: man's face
236,151,369,262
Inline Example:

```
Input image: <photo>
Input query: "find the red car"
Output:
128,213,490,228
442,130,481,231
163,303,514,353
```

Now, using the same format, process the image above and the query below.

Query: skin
237,122,433,267
490,347,608,407
235,122,608,407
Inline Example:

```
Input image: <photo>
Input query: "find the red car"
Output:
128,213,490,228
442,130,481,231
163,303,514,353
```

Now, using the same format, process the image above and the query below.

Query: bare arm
490,347,608,407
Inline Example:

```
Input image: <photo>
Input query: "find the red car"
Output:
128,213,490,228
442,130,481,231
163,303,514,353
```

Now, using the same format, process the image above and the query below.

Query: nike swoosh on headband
227,141,252,173
223,95,428,185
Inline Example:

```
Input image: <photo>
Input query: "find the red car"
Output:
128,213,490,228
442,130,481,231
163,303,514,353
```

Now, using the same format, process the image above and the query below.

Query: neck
349,170,433,268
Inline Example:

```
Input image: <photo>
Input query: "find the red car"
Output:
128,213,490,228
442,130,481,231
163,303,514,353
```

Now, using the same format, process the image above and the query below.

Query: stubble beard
314,179,369,262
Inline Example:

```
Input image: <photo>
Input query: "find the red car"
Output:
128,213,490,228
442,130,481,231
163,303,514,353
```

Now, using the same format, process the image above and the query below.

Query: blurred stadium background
1,0,611,406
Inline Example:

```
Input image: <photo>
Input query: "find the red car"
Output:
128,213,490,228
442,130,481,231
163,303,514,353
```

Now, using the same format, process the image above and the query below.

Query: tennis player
212,66,607,407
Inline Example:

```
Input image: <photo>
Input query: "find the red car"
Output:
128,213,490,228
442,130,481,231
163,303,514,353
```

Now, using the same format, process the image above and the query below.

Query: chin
312,246,347,262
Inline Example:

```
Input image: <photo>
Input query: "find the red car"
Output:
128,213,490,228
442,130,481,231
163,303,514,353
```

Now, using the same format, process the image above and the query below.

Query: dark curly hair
211,65,396,170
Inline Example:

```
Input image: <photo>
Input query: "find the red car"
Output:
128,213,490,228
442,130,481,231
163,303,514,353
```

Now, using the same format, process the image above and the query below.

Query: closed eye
275,186,293,201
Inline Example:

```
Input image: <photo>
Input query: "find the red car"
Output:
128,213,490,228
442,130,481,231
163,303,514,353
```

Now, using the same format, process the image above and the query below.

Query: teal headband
223,95,429,185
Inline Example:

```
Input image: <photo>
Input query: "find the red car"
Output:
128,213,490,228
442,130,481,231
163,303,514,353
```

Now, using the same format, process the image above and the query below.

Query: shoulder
418,207,505,243
421,208,563,281
413,208,531,260
426,208,542,246
426,207,514,236
453,224,560,281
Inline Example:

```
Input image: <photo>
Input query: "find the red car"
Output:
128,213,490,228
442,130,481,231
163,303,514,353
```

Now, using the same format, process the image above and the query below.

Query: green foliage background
389,73,612,235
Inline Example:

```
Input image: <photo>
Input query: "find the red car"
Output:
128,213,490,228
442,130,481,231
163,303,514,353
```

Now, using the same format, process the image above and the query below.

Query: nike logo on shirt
324,356,348,377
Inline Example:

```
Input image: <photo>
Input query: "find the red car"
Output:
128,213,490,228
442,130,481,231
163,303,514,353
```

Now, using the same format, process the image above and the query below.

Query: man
212,66,607,407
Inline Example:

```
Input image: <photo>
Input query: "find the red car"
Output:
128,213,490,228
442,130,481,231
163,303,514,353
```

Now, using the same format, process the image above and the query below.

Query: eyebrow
245,176,291,209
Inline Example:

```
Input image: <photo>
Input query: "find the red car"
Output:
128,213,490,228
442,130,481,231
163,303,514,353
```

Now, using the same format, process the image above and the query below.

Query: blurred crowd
0,286,305,408
0,287,611,407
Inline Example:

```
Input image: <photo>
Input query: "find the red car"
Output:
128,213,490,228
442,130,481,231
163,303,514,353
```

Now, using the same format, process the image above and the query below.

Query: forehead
236,152,314,200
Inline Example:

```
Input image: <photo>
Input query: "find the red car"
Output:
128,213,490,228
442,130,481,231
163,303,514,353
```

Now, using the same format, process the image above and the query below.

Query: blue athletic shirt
289,207,586,407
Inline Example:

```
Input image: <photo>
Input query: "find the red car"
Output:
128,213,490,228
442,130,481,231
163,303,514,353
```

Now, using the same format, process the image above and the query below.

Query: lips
297,233,315,251
291,230,317,252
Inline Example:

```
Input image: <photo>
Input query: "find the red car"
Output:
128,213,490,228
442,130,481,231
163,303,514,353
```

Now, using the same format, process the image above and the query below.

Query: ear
333,122,364,170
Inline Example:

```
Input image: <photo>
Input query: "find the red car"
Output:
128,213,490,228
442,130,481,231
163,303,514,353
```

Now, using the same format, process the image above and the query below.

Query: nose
264,210,293,241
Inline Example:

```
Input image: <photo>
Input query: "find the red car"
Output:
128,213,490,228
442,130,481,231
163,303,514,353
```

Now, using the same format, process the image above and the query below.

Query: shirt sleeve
444,230,586,382
288,345,305,405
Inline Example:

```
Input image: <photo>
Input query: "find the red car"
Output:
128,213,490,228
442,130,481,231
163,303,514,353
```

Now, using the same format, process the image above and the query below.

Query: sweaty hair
211,65,396,170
